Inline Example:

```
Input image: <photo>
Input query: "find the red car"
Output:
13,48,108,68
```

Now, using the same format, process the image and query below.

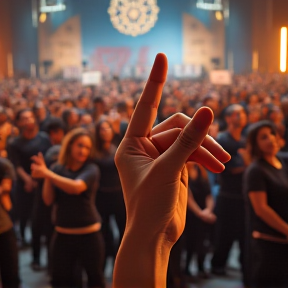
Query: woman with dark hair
244,120,288,287
94,120,126,271
31,127,105,288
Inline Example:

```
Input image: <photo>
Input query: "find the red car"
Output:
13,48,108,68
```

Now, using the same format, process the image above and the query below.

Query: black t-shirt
188,166,211,210
0,158,15,234
217,131,246,196
52,162,101,228
244,156,288,239
94,145,122,193
7,132,52,179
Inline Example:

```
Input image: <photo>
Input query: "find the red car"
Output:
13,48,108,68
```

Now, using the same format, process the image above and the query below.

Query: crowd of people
0,63,288,288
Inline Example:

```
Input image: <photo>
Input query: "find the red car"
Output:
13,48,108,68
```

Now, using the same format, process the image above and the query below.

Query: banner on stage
82,71,102,86
209,70,233,85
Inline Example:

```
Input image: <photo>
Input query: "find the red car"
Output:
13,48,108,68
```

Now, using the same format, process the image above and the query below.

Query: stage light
280,27,287,72
39,13,47,23
39,0,66,13
196,0,223,11
215,11,223,21
108,0,160,37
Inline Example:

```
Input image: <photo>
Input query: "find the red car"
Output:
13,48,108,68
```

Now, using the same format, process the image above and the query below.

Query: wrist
113,228,172,288
24,175,32,183
44,169,53,179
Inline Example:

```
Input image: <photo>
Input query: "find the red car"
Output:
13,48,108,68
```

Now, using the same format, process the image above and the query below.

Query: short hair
58,127,94,165
15,108,33,122
93,96,104,104
116,101,128,113
225,104,245,117
45,117,65,133
246,120,277,159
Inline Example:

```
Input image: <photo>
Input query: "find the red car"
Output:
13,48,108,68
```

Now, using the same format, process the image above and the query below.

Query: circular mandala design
108,0,160,37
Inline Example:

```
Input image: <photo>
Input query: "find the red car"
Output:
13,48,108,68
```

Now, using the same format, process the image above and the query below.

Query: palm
115,53,229,246
116,137,188,242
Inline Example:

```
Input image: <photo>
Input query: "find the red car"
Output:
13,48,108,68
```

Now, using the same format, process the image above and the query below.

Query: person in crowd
92,96,107,123
7,109,51,252
61,108,79,132
183,162,216,279
45,117,65,146
31,127,105,288
207,120,220,199
33,101,51,132
80,113,93,128
0,155,20,288
0,107,15,157
244,120,288,288
62,97,75,109
211,104,248,277
116,101,131,141
94,120,126,271
242,106,261,137
281,96,288,151
112,53,230,288
76,93,90,114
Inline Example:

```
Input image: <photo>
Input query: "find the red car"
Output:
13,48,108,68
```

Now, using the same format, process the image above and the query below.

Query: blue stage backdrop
10,0,252,76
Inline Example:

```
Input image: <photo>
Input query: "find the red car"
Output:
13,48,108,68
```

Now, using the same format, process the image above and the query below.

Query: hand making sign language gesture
113,53,231,288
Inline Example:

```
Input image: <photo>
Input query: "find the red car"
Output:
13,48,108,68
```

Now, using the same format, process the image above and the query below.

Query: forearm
113,229,172,288
42,178,55,206
16,167,31,182
256,205,288,236
45,170,83,195
205,195,214,212
0,194,12,211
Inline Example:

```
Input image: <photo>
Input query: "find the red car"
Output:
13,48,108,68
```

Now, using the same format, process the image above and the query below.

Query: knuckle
178,128,200,151
173,112,186,124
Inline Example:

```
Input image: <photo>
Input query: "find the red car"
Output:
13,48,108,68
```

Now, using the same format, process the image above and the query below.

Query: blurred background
0,0,287,80
1,1,288,288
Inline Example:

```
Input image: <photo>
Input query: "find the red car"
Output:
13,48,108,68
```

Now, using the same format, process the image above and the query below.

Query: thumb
157,107,214,173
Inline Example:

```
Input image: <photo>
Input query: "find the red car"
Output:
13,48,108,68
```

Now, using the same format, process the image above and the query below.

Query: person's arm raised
113,53,230,288
31,153,87,195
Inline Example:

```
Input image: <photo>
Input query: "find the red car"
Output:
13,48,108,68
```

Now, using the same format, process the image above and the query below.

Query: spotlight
215,11,223,21
39,13,47,23
280,27,287,72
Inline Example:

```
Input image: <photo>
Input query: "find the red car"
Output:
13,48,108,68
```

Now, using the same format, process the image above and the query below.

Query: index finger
125,53,168,138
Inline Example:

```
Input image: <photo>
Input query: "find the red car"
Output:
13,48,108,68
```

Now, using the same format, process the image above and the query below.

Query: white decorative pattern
108,0,160,37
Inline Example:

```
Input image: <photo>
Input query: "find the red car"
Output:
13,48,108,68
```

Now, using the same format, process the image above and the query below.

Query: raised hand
31,153,48,179
113,53,230,288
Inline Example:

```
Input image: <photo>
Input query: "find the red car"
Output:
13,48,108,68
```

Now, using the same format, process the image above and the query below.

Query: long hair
246,120,277,159
94,120,115,156
58,127,94,165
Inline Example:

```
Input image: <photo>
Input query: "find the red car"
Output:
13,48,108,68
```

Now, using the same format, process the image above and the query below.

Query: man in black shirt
7,108,51,268
211,104,248,276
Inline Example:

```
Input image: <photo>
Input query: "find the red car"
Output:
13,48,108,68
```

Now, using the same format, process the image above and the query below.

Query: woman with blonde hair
31,127,105,288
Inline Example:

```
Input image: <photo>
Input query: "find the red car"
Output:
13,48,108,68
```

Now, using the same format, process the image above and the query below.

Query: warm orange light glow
39,13,47,23
280,27,287,72
215,11,223,21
